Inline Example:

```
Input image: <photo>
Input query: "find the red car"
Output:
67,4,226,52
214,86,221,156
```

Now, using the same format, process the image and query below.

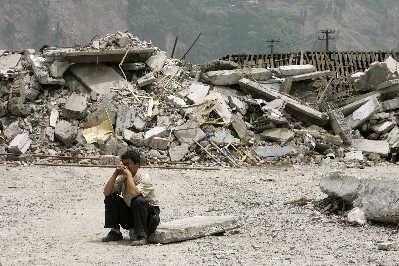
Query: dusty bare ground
1,163,399,265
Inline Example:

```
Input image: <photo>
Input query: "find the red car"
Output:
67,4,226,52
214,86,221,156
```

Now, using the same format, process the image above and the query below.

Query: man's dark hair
121,149,141,164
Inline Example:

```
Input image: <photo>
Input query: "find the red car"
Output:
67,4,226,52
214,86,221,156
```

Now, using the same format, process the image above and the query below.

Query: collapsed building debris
2,31,399,167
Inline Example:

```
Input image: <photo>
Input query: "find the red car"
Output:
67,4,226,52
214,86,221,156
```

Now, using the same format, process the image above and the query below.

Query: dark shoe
102,230,123,242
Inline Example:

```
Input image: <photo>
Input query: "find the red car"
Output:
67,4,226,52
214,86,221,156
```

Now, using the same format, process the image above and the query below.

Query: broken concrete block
372,121,395,134
244,68,272,81
49,60,72,78
345,96,380,129
144,127,167,140
387,126,399,148
148,216,239,244
186,82,210,104
239,78,328,126
70,64,128,95
231,115,251,143
167,95,187,108
385,56,399,75
174,122,206,144
205,91,233,123
344,151,364,161
115,105,135,135
228,96,248,115
260,128,294,144
122,129,144,147
254,145,296,158
0,53,21,70
162,64,183,77
101,136,128,155
64,94,87,120
358,62,389,91
137,72,156,87
277,64,316,77
200,60,239,72
132,116,146,131
157,116,172,127
25,51,65,85
347,207,367,225
7,133,31,154
320,171,399,223
147,137,170,150
54,120,78,147
290,70,332,82
169,144,190,161
210,130,239,146
202,69,243,86
381,98,399,112
146,51,167,72
351,139,390,156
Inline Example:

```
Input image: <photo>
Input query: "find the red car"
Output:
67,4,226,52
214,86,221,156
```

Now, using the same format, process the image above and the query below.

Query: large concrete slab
351,139,390,156
239,78,328,126
277,64,316,76
0,53,21,69
70,64,128,95
320,171,399,223
148,216,240,244
345,96,380,129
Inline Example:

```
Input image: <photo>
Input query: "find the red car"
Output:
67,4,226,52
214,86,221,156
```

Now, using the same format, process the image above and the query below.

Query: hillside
1,0,399,63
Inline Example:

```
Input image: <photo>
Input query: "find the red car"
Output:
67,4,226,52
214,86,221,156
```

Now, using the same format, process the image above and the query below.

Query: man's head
120,150,141,173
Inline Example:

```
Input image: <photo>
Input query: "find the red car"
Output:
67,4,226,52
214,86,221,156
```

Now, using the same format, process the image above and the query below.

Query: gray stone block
148,216,240,244
254,145,296,158
115,105,135,135
64,94,87,120
169,144,190,161
137,72,156,87
54,120,78,147
351,139,390,156
202,69,242,86
186,82,210,104
146,51,167,72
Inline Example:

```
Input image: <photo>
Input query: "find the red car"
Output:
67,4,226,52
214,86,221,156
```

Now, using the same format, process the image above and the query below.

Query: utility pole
266,39,280,55
318,29,336,52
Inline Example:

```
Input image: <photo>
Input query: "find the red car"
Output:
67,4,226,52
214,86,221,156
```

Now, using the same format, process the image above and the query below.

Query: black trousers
104,194,160,238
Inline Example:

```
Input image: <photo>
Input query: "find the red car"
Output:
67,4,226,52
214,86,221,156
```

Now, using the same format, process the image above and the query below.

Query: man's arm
124,170,141,197
103,169,120,196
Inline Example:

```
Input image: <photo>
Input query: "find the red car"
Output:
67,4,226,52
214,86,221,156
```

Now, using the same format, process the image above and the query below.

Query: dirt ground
1,162,399,265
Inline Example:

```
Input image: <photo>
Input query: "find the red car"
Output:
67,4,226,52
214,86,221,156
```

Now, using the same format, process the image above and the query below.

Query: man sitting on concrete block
102,149,160,246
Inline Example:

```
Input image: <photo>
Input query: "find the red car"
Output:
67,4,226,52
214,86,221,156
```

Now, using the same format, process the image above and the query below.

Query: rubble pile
1,31,399,167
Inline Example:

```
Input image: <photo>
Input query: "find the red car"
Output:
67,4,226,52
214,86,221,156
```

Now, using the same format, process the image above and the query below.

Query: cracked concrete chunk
372,121,395,134
144,127,167,140
64,94,87,120
260,128,294,144
321,171,399,223
345,96,380,129
174,122,206,144
7,133,31,154
146,51,167,72
169,144,190,161
0,53,21,70
351,139,390,156
202,69,243,86
54,120,78,147
186,82,210,104
148,216,240,244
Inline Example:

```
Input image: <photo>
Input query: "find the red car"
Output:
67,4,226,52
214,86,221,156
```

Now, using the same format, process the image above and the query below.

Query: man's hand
113,163,125,177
